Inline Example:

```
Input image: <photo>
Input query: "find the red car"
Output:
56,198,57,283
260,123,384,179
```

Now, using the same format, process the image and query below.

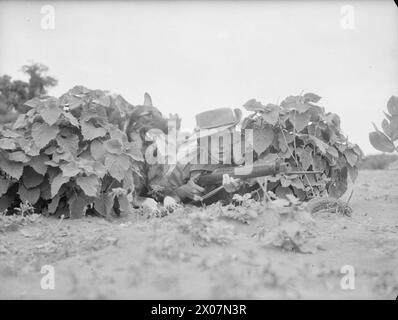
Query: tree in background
0,63,58,123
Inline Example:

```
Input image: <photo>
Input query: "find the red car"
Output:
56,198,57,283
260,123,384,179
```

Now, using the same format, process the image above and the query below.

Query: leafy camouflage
242,93,362,199
0,86,143,218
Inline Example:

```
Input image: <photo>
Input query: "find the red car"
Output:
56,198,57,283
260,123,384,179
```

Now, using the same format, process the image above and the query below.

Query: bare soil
0,170,397,299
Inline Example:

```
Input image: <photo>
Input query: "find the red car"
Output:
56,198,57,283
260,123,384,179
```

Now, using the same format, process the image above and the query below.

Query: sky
0,0,397,155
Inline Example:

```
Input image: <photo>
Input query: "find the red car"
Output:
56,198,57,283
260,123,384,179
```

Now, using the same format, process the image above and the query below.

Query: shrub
0,86,143,218
242,92,362,199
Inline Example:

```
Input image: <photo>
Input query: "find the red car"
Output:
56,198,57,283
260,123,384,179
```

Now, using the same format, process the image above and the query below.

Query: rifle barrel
197,163,322,186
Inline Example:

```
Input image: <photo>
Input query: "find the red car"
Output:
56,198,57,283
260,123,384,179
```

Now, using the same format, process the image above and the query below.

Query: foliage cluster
369,96,398,154
242,92,362,199
0,86,144,218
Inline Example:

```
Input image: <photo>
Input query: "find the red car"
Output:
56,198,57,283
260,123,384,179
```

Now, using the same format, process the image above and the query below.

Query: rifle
194,160,322,203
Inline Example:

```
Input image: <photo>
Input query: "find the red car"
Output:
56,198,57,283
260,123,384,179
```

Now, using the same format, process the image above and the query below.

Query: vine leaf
80,121,107,141
60,161,80,177
0,138,17,150
51,173,70,198
262,104,279,125
48,194,61,214
104,138,123,155
0,177,10,197
243,99,266,112
22,166,44,189
90,140,106,162
0,156,24,179
296,147,313,170
326,146,339,158
24,97,42,110
308,136,329,155
94,193,115,217
38,100,62,126
125,142,144,162
32,122,59,149
387,95,398,116
69,195,88,219
348,165,358,183
369,123,395,153
381,119,393,138
18,184,40,205
390,115,398,141
253,127,274,155
8,151,30,163
343,149,358,167
105,154,131,182
290,111,311,132
76,175,100,197
303,92,321,103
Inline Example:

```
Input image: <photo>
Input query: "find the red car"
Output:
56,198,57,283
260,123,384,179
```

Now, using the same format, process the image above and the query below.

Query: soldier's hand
175,178,205,201
222,174,242,193
163,196,181,212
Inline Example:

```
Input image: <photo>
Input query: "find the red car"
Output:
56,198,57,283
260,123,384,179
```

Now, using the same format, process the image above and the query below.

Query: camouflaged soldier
136,107,247,210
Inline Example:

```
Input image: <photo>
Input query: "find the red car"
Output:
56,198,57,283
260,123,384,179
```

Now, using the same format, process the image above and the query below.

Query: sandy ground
0,170,397,300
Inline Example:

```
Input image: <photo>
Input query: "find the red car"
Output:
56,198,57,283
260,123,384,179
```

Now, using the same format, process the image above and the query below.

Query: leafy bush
242,92,362,199
369,96,398,153
0,86,144,218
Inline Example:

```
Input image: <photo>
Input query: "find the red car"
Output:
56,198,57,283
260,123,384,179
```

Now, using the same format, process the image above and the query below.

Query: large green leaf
90,140,106,162
369,130,395,153
31,122,59,149
0,177,10,197
48,194,61,214
105,154,131,182
28,155,49,175
8,151,30,163
289,110,311,132
104,138,123,155
69,195,88,219
261,104,279,125
22,166,45,189
243,99,266,112
0,156,24,179
389,115,398,141
125,142,144,162
0,138,16,150
76,175,100,197
343,149,358,167
80,121,107,141
60,161,81,177
18,184,40,205
94,193,115,217
38,99,62,126
51,173,70,197
387,95,398,116
56,131,79,155
296,146,313,170
253,127,274,155
117,193,132,215
303,92,321,103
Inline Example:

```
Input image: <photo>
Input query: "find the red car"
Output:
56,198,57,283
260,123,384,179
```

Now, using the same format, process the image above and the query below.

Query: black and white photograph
0,0,397,302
